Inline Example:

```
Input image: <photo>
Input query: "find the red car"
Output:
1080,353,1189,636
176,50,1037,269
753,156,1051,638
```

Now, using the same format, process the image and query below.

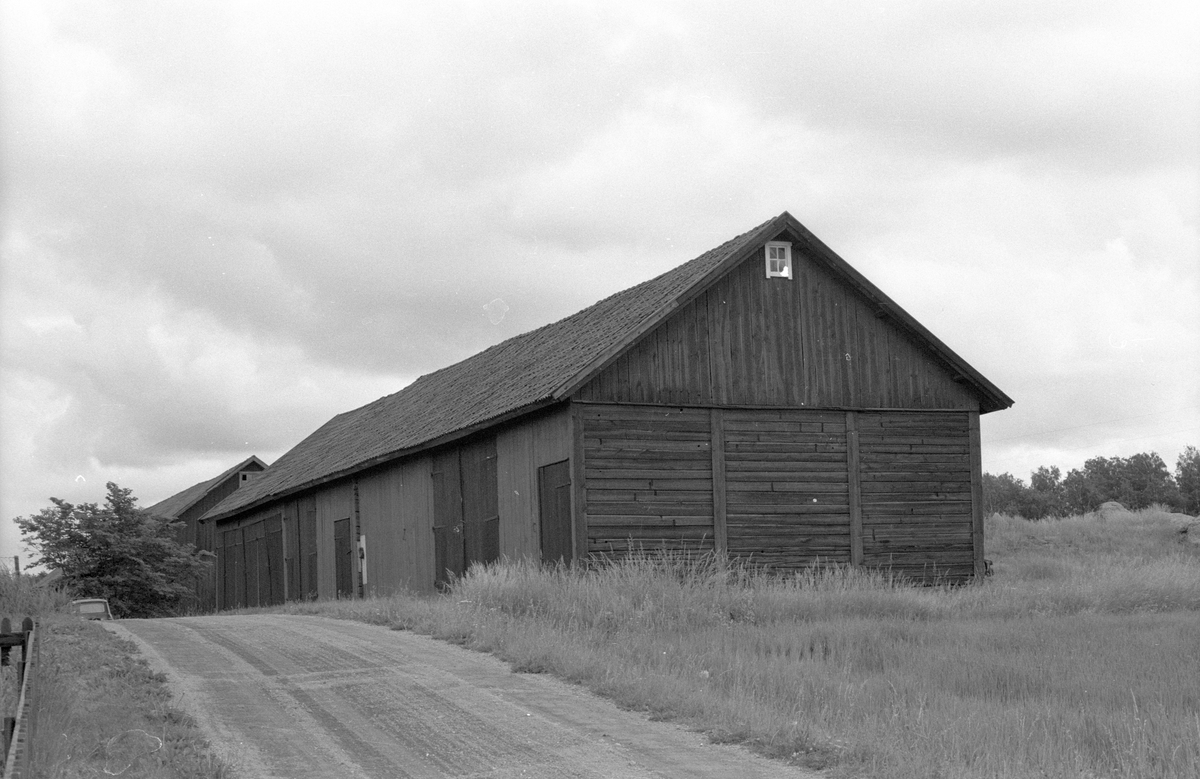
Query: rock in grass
1183,521,1200,545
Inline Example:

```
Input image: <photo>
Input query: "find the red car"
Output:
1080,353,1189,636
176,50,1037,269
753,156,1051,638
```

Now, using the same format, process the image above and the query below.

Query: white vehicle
70,598,113,620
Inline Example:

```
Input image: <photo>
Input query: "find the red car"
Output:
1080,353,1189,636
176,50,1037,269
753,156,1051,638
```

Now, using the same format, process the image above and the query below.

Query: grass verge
2,568,231,779
30,618,234,779
280,505,1200,779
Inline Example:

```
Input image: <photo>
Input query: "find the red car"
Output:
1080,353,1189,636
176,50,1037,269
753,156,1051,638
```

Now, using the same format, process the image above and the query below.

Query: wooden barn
146,455,268,552
145,455,268,609
202,212,1012,608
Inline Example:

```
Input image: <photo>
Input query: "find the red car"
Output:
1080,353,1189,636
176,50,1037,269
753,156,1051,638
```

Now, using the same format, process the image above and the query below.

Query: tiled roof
146,456,267,519
203,215,782,521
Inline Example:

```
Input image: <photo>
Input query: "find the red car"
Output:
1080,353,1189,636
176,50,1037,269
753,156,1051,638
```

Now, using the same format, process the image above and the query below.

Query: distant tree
14,482,205,617
1026,465,1066,518
1122,452,1180,509
1061,467,1096,515
1177,446,1200,515
983,472,1027,516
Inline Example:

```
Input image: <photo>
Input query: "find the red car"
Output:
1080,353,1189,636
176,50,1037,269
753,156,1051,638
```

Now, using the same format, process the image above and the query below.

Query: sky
2,0,1198,563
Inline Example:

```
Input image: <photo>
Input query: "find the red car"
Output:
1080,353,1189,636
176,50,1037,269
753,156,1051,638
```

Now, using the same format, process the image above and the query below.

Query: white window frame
765,241,792,279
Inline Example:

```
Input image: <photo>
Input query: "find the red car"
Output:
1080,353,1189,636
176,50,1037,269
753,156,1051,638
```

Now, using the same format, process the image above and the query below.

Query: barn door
460,438,499,570
284,505,300,601
244,522,262,607
300,498,318,599
538,460,573,565
264,514,284,606
226,527,245,609
431,450,465,589
333,518,353,599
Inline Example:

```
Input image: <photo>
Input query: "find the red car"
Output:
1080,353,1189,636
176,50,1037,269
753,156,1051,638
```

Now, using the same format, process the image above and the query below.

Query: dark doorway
538,460,573,565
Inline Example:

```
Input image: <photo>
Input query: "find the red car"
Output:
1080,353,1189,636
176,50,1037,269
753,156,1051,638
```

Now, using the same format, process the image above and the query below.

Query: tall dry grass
0,566,73,618
288,505,1200,778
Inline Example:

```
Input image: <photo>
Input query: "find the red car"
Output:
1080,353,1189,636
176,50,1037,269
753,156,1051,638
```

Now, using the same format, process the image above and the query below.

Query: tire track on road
175,620,414,778
119,615,822,779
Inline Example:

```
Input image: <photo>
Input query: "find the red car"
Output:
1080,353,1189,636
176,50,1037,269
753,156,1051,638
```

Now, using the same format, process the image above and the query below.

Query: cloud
2,0,1197,561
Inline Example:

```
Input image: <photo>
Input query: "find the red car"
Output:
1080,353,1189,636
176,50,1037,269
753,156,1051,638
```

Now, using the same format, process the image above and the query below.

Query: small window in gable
765,241,792,279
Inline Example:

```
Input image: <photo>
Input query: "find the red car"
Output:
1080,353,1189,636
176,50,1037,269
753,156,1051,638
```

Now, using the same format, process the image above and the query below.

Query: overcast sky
2,0,1197,562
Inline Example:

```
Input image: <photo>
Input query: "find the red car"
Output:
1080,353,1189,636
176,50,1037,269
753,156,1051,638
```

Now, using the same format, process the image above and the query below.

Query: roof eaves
202,398,563,524
146,455,269,518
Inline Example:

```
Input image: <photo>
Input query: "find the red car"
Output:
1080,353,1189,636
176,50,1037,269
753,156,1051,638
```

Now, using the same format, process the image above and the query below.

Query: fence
1,618,37,779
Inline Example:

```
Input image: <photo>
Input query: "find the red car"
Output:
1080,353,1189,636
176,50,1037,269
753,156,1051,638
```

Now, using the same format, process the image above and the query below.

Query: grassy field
0,569,231,779
284,506,1200,779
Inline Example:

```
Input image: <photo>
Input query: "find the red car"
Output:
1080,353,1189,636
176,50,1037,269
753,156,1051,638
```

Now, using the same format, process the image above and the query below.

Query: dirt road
113,615,819,779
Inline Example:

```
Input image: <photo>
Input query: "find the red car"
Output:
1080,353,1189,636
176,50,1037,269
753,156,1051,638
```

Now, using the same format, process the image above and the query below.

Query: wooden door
219,529,236,610
538,460,573,565
431,449,465,589
244,522,262,607
460,438,499,569
283,504,299,601
333,518,353,599
264,514,284,606
226,528,245,609
300,498,318,599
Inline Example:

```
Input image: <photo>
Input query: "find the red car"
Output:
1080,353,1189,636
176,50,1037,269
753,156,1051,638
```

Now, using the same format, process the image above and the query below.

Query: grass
281,505,1200,779
1,568,232,778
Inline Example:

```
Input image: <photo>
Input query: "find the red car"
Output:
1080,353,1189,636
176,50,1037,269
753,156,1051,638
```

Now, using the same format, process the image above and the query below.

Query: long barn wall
215,405,575,605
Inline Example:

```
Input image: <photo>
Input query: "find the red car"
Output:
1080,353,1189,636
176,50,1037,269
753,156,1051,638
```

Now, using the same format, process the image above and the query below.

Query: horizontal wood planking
857,410,974,582
583,405,715,554
723,409,852,565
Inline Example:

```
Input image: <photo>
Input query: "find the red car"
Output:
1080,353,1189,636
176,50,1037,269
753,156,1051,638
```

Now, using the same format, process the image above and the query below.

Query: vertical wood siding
578,244,980,411
313,484,353,598
857,411,975,581
581,404,715,554
722,409,851,567
495,405,571,560
356,455,435,595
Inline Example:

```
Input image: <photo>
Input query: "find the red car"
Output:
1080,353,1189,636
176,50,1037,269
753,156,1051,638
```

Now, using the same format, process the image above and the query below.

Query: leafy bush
13,483,205,618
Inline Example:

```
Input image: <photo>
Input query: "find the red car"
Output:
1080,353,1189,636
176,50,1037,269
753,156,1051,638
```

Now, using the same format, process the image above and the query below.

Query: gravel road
112,615,820,779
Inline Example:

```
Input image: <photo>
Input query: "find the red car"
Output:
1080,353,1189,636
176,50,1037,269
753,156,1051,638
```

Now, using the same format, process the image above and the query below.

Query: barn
202,212,1012,609
145,455,268,609
146,455,268,552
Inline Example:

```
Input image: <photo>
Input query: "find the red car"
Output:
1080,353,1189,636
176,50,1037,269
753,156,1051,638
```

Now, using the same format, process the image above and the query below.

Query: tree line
984,445,1200,519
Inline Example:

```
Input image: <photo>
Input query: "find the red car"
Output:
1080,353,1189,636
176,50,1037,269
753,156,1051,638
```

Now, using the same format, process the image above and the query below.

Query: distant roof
204,212,1012,522
145,455,268,519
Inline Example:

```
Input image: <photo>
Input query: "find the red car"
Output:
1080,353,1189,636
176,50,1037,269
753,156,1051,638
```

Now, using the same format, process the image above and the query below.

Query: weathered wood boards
579,403,978,582
857,411,974,581
723,409,850,569
578,244,980,412
218,514,285,609
581,405,715,554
